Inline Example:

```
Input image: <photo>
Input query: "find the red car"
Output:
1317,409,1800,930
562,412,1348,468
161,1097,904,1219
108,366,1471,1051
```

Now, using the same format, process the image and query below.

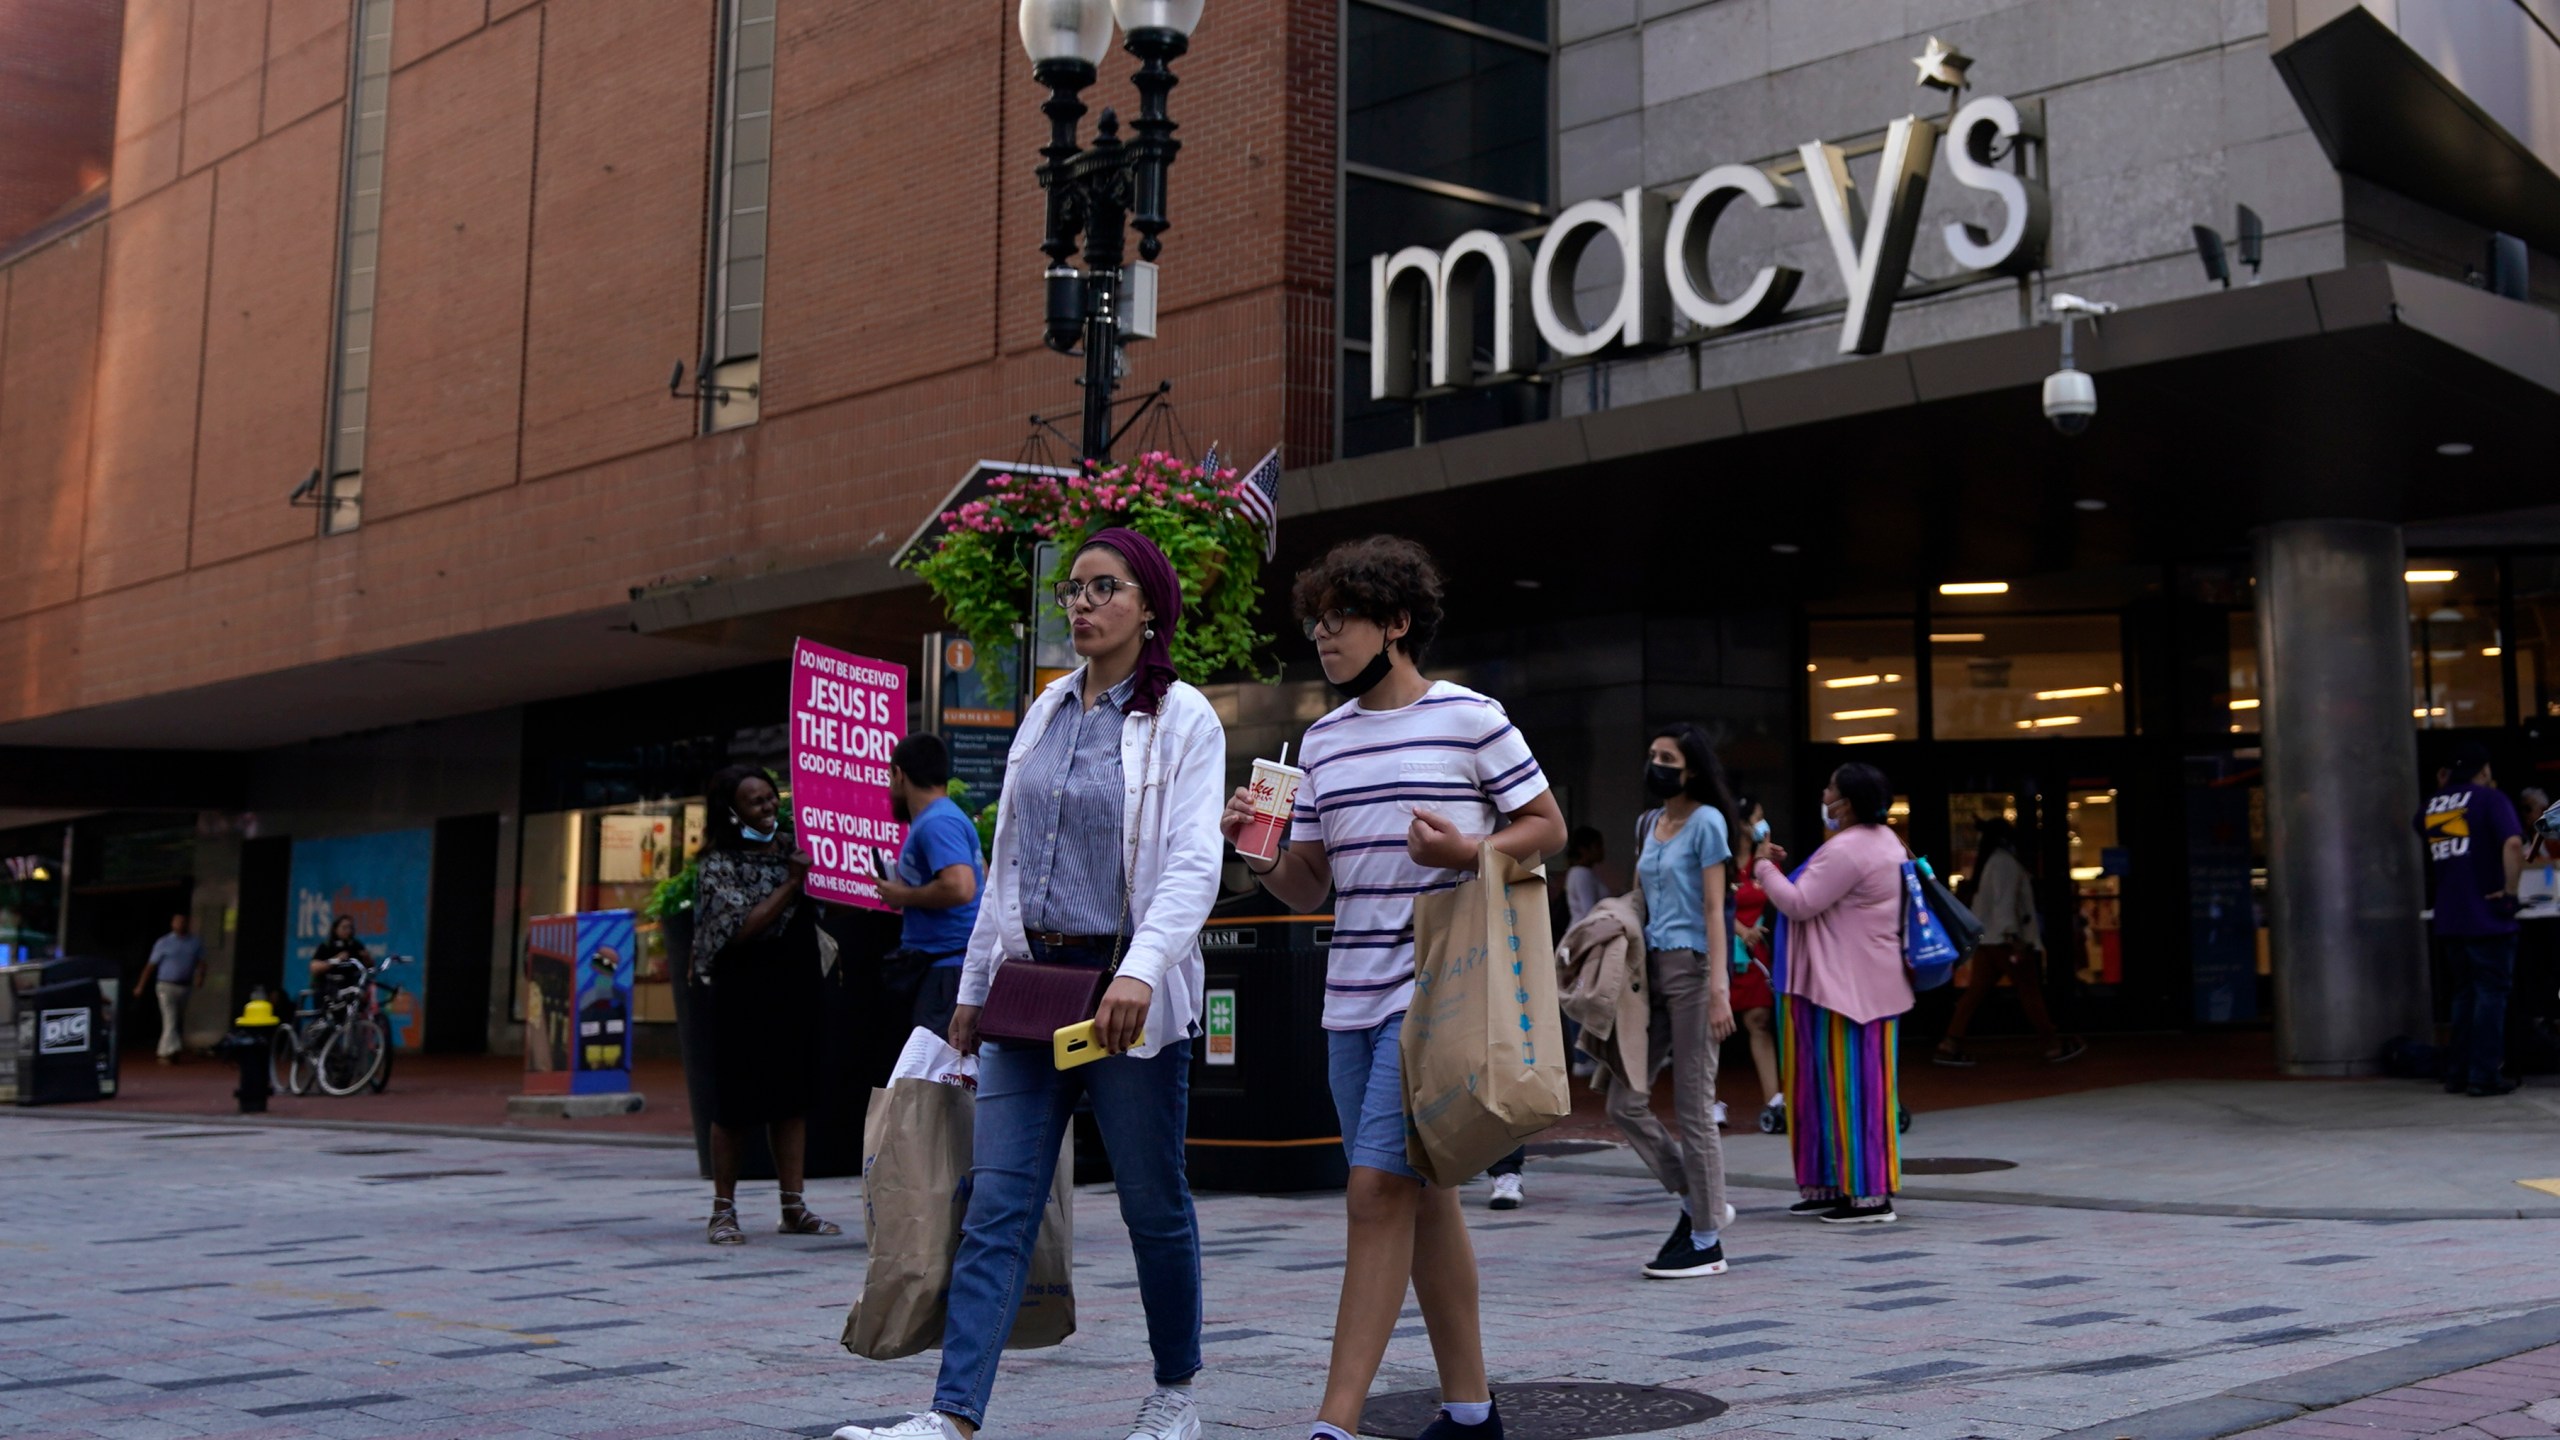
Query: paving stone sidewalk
2239,1344,2560,1440
5,1112,2559,1440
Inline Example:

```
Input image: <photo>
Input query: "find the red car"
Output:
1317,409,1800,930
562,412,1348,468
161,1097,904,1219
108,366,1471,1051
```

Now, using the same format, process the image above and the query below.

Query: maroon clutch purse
977,959,1114,1044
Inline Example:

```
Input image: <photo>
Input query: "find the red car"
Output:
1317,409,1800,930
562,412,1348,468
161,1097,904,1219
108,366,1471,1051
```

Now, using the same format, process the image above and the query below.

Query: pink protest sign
787,638,908,912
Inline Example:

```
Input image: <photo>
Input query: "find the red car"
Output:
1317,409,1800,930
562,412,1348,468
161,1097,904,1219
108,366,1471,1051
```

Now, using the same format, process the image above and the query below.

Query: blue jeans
2444,934,2517,1088
933,942,1201,1426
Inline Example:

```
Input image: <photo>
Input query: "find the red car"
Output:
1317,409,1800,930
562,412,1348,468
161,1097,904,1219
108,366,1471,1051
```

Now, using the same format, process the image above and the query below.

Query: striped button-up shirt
1014,671,1134,937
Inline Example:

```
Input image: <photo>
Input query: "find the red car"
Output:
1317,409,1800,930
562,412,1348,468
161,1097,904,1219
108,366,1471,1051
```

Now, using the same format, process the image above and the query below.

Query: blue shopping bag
1901,860,1960,991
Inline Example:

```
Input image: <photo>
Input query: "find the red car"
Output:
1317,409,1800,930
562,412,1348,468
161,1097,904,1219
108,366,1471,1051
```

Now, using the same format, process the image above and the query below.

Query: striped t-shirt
1290,681,1551,1030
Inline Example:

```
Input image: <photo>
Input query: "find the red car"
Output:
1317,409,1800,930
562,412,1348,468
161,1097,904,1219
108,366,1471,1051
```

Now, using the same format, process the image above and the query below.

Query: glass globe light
1019,0,1113,68
1111,0,1204,37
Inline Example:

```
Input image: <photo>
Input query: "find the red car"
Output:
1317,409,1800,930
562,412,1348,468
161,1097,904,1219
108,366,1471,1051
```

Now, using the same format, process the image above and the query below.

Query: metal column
2254,519,2433,1075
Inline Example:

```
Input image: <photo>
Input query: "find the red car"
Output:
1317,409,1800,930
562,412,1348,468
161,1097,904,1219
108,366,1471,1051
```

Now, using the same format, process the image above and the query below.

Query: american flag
1229,446,1282,559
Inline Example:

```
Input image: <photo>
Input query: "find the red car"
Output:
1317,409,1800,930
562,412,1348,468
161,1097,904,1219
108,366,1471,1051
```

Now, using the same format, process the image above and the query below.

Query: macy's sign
1370,40,2049,399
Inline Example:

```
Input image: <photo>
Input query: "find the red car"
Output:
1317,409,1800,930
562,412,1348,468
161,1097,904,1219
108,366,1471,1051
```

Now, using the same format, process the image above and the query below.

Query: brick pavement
5,1111,2559,1440
2238,1346,2560,1440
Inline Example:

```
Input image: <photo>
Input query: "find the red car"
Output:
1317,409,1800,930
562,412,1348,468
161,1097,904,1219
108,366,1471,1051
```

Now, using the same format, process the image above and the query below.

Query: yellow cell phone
1054,1021,1108,1070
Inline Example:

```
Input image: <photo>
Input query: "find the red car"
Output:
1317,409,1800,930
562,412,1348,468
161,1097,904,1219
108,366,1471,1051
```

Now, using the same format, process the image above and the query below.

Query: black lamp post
1019,0,1203,465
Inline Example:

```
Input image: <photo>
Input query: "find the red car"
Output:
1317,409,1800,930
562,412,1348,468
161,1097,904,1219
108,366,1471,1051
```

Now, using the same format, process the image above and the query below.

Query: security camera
2044,367,2096,435
2043,294,2117,437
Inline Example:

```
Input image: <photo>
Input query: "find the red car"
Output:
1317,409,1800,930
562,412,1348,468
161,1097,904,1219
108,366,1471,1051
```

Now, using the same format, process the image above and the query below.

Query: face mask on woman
1642,762,1685,800
1751,818,1771,842
736,813,777,844
1821,802,1845,833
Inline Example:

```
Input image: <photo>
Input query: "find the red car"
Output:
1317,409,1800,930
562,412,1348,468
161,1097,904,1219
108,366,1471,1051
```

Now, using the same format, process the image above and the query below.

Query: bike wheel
366,1020,394,1094
317,1020,381,1097
286,1029,321,1097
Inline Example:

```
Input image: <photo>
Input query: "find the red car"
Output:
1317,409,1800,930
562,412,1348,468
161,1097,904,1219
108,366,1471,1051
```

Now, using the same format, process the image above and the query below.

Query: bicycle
268,955,405,1097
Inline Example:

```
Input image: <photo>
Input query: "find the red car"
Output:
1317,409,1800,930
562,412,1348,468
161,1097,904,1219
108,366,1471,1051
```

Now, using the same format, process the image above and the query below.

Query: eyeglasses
1054,576,1133,611
1302,608,1363,641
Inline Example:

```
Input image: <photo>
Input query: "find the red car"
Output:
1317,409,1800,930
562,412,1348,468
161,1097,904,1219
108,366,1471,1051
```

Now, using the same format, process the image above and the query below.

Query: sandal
778,1191,843,1236
707,1199,745,1245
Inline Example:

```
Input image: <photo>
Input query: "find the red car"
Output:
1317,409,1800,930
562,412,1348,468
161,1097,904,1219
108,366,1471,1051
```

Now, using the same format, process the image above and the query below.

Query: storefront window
1807,620,1917,744
1929,615,2126,740
2510,557,2560,720
2226,613,2261,735
2406,558,2502,729
516,801,707,1028
2067,786,2125,987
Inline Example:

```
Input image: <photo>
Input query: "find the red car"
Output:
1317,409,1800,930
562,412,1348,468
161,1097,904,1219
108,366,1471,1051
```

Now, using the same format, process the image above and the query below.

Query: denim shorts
1326,1014,1419,1179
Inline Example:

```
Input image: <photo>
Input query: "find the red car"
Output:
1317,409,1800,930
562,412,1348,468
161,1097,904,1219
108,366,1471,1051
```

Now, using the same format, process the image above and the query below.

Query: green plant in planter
642,855,699,923
910,452,1274,682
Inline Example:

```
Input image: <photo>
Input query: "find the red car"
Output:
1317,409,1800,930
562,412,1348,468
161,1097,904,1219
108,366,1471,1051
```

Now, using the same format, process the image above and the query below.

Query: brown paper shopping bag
1400,842,1570,1188
841,1080,1077,1360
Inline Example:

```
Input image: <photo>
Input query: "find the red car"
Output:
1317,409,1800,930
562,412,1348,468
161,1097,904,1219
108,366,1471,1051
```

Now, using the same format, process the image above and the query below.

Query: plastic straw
1279,742,1290,767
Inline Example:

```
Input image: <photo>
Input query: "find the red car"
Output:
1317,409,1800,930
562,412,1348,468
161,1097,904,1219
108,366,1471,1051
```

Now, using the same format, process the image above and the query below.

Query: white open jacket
957,668,1227,1060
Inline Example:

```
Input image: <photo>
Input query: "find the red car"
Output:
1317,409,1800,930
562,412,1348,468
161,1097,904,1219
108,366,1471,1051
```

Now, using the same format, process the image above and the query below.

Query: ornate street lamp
1019,0,1204,464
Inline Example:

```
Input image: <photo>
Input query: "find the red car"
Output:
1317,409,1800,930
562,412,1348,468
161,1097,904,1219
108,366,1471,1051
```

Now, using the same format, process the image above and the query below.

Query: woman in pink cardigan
1754,762,1912,1225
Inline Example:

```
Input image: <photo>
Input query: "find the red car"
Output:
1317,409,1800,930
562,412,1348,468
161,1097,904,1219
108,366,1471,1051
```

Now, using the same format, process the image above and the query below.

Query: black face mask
890,789,912,825
1331,643,1396,700
1642,763,1686,800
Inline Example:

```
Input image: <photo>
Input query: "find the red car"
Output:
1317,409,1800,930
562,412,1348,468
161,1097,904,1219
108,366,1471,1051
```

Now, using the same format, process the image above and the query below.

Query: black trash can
1188,910,1348,1193
8,957,123,1106
675,905,900,1182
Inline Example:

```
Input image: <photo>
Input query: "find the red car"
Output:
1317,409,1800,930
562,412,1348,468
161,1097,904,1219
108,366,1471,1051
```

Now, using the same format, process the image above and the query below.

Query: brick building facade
0,0,1333,744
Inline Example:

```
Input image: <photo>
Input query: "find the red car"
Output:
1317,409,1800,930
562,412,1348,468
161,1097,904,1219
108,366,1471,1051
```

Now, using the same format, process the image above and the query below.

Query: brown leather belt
1026,931,1123,951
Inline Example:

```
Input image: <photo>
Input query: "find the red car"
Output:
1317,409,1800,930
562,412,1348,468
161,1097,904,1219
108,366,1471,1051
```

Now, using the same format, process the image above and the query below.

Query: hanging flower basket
909,452,1273,681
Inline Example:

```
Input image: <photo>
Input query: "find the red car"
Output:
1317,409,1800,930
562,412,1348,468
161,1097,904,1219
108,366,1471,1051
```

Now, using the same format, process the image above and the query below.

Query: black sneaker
1415,1399,1504,1440
1788,1197,1834,1218
2468,1079,2521,1097
1819,1199,1898,1225
1643,1216,1728,1279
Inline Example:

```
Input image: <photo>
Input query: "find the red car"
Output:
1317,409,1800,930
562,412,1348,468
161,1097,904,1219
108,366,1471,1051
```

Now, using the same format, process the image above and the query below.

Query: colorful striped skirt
1779,994,1901,1200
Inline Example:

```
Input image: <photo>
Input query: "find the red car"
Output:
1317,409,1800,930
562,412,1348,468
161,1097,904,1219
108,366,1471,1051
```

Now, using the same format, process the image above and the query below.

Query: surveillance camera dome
2044,366,2096,436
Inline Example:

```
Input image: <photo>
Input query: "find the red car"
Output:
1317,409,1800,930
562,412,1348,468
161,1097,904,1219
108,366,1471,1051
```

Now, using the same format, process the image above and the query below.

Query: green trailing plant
909,452,1274,683
642,855,699,923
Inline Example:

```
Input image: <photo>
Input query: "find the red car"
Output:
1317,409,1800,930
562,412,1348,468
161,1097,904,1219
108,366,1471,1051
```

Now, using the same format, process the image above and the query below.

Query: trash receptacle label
39,1008,89,1054
1204,990,1236,1066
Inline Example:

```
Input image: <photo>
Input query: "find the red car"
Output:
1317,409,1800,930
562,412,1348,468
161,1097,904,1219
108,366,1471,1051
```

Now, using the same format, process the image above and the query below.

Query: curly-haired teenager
1221,535,1565,1440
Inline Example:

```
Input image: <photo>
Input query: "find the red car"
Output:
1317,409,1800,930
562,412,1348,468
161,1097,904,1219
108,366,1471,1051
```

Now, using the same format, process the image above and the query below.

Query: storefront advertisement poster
788,638,907,912
287,829,432,1050
598,814,673,884
932,631,1016,802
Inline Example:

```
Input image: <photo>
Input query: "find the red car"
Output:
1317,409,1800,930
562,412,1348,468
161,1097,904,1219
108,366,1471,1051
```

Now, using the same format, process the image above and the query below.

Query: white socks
1310,1424,1355,1440
1444,1400,1493,1427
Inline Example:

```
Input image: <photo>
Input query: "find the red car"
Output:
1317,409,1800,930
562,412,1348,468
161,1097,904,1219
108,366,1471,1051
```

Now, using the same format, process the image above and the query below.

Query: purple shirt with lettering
2417,783,2521,937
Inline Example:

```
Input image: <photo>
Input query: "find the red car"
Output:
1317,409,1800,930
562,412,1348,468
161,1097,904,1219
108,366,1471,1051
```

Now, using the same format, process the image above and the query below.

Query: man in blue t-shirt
2416,742,2525,1096
879,734,984,1039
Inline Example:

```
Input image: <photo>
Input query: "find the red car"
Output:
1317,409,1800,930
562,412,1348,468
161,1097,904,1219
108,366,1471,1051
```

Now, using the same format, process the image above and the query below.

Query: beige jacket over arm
1558,889,1653,1095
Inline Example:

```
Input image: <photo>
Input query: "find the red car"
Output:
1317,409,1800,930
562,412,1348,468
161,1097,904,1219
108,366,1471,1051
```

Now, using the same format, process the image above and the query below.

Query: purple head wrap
1081,526,1183,716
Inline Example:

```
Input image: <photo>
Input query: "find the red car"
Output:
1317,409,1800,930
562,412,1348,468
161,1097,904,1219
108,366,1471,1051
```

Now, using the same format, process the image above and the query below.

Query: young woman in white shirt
838,528,1225,1440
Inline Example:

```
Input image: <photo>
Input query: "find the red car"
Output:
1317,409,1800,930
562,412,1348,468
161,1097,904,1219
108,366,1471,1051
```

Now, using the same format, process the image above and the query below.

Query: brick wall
0,0,1338,730
0,0,122,251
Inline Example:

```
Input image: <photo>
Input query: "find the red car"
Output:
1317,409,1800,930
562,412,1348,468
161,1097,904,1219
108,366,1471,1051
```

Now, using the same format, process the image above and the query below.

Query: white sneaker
835,1414,967,1440
1127,1386,1201,1440
1488,1173,1525,1210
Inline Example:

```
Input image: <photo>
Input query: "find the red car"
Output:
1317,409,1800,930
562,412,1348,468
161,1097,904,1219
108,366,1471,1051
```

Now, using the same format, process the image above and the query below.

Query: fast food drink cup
1237,756,1306,864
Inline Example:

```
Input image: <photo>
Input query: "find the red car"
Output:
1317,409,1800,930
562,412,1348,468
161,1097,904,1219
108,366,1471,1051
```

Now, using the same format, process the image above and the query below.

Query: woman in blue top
1608,723,1741,1280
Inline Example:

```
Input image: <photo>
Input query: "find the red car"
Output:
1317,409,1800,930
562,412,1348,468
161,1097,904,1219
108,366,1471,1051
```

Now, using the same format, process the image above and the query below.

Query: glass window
2225,613,2261,735
2067,786,2125,987
1347,7,1548,201
1388,0,1547,38
1808,620,1917,744
2406,558,2501,729
1930,615,2126,740
2513,556,2560,720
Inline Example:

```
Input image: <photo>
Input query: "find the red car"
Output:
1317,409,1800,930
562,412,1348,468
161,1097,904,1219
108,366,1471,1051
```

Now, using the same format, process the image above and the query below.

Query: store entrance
1905,742,2179,1037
